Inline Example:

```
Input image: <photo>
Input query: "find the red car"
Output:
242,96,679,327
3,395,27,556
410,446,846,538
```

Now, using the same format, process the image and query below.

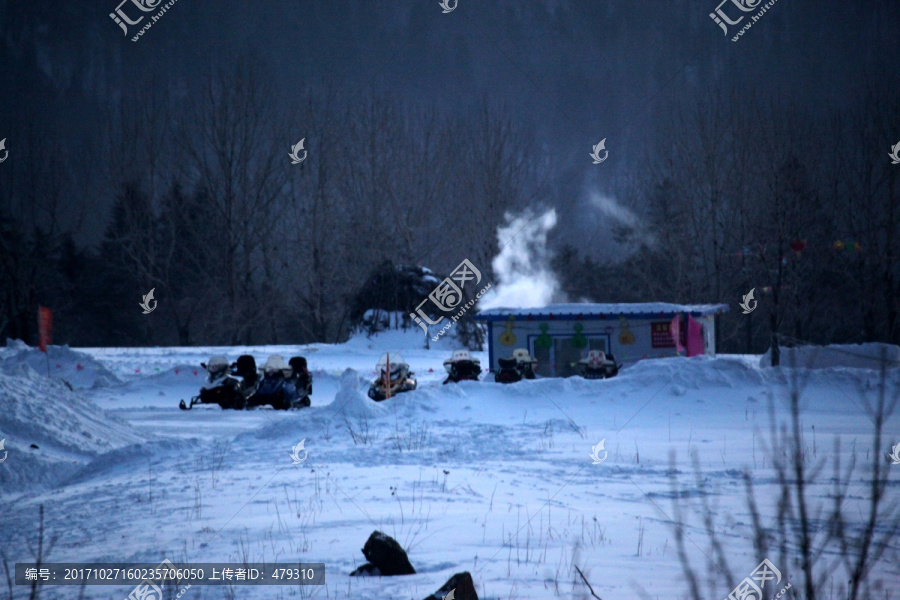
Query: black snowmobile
495,348,538,384
367,353,417,401
575,350,621,380
249,355,312,410
179,354,259,410
443,350,482,384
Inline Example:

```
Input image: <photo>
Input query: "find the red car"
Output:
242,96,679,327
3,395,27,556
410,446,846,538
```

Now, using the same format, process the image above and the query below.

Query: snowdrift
759,342,900,369
0,363,145,489
1,339,121,389
2,339,897,600
323,368,386,419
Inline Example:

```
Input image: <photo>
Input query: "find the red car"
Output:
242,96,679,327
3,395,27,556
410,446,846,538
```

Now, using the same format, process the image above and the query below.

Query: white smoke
588,190,639,228
479,208,563,310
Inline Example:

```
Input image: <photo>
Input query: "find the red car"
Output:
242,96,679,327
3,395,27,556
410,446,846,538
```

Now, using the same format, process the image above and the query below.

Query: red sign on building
651,320,686,348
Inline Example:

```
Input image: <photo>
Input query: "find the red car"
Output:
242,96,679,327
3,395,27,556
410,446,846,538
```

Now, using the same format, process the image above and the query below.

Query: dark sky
2,0,898,245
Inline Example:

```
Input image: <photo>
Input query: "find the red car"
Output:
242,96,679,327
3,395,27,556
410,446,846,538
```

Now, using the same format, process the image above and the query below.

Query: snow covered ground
0,332,898,599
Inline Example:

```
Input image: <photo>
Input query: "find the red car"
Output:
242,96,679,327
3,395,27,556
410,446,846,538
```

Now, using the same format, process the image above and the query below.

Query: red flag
38,307,53,352
670,315,684,353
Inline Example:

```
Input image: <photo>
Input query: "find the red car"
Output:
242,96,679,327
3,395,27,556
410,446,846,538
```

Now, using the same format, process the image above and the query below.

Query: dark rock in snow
349,563,380,577
423,571,478,600
352,530,415,576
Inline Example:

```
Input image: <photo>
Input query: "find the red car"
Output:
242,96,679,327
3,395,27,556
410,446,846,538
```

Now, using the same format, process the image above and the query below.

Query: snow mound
0,363,145,489
342,325,470,352
1,340,122,389
760,343,900,369
322,368,386,419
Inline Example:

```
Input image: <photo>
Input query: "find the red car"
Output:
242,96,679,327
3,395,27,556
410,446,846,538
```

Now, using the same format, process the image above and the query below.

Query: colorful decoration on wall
571,323,587,349
618,317,635,345
535,323,552,350
499,316,517,346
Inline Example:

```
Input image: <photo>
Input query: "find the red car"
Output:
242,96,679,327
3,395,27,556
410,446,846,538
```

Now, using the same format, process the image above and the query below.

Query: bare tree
830,85,900,345
281,89,363,342
456,100,544,273
179,59,283,344
743,102,832,364
668,349,899,600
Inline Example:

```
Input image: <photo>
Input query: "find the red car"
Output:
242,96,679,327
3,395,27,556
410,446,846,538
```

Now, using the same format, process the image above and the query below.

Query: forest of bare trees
0,62,542,347
1,59,898,352
553,81,900,357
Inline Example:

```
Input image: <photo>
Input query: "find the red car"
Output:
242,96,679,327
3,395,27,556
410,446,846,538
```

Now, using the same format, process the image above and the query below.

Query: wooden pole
385,353,391,400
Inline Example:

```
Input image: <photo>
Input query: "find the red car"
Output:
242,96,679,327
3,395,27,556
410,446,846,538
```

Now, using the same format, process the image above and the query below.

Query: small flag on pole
38,307,53,353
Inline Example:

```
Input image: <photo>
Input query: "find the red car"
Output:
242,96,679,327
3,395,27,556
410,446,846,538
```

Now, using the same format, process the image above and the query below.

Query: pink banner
670,315,684,353
686,315,704,357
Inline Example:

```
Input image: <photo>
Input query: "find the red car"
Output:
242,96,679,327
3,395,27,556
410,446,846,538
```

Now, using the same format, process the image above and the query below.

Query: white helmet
512,348,536,363
263,355,290,376
206,356,229,373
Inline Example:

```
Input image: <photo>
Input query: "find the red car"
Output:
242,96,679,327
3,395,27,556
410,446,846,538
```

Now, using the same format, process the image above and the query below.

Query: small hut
474,303,729,377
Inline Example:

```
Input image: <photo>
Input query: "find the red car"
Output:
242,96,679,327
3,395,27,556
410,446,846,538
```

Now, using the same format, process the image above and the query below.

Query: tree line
1,65,898,355
0,63,541,347
553,82,900,358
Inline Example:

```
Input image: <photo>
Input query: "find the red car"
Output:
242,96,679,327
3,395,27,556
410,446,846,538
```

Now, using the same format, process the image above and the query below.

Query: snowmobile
575,349,620,380
495,348,538,384
248,355,311,410
179,354,259,410
367,353,417,401
443,350,482,384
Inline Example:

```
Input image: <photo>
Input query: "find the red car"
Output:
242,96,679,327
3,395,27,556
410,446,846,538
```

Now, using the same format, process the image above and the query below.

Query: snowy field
1,332,898,599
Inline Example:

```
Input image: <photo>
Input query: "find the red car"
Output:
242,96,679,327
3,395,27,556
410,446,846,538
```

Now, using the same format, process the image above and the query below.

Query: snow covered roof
474,302,729,321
